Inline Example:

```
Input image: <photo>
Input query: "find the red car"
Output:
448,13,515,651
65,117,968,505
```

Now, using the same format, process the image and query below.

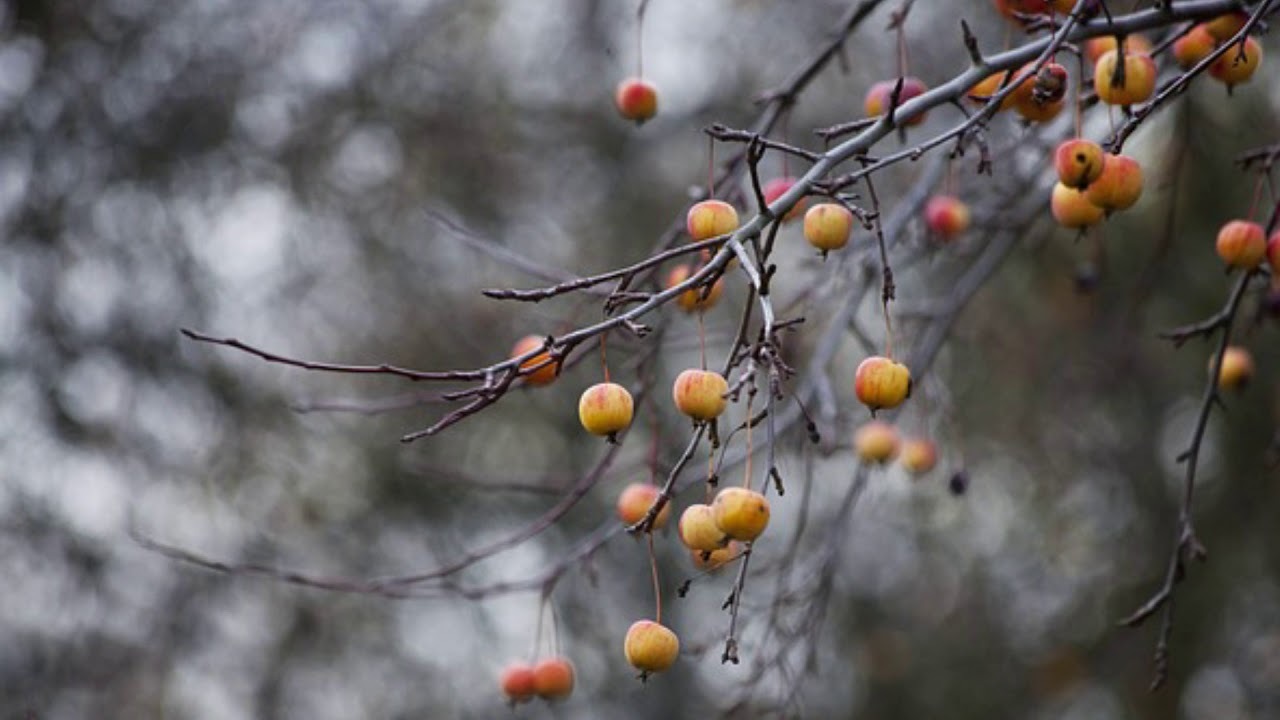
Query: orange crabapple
1084,154,1143,212
532,657,575,700
1094,50,1157,105
1054,139,1105,190
616,483,671,529
854,420,900,464
624,620,679,674
1215,220,1267,269
511,335,558,386
679,503,728,552
1209,36,1263,88
666,263,724,313
615,78,658,124
686,200,739,241
1051,183,1105,229
1213,346,1254,390
1173,25,1217,69
763,176,805,221
578,382,634,438
854,356,911,412
672,369,728,422
500,662,538,704
1083,34,1152,65
924,195,971,239
803,202,855,253
1204,11,1248,42
899,438,939,475
712,486,770,542
864,77,928,126
691,541,743,571
966,70,1017,110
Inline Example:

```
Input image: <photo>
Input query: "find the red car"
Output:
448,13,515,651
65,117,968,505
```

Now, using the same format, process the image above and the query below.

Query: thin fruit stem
1247,173,1266,221
550,599,561,657
698,312,707,371
531,590,548,662
744,392,754,489
883,299,895,358
944,158,954,195
600,334,610,383
1074,53,1084,137
635,0,644,78
707,135,716,196
648,531,662,624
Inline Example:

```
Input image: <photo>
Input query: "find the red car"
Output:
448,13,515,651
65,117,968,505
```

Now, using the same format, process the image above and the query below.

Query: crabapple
712,487,770,542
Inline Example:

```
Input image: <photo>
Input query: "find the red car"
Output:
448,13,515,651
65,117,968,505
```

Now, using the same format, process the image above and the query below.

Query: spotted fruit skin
615,78,658,124
532,657,575,700
672,369,728,421
679,503,728,552
691,541,742,571
624,620,679,673
1054,139,1105,190
854,356,911,411
578,382,634,437
712,487,770,542
803,202,854,252
854,420,900,463
1011,62,1067,122
687,200,739,241
617,483,671,529
1215,220,1266,269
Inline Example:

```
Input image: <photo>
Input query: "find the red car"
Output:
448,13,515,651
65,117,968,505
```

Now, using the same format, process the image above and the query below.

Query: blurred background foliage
2,0,1279,718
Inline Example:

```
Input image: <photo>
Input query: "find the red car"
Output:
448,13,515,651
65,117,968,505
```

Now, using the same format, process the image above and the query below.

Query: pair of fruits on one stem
679,485,771,552
500,657,575,705
1051,141,1143,229
1173,14,1264,87
854,420,938,474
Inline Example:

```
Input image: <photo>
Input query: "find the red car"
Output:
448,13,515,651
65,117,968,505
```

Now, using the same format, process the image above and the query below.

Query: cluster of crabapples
1212,218,1280,391
496,3,1271,699
498,192,929,688
973,7,1264,233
